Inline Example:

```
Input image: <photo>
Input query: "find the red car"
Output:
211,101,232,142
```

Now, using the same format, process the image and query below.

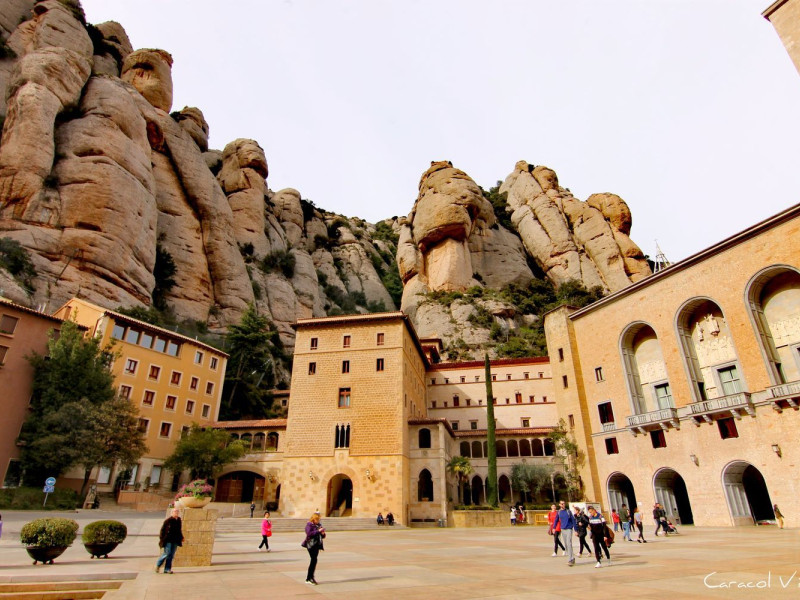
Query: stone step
0,579,124,599
215,517,401,533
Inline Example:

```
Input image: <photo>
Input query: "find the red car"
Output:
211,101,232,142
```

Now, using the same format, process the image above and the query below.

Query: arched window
253,432,266,451
460,441,471,457
334,424,351,449
471,441,483,458
267,432,279,451
495,440,507,458
418,428,431,449
532,438,544,456
240,433,252,449
230,433,240,440
543,438,555,456
471,475,484,505
519,439,532,456
418,469,434,501
507,440,519,457
620,322,671,414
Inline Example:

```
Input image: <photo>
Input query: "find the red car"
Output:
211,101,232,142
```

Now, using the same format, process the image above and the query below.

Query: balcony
767,380,800,412
625,407,679,435
601,422,616,432
683,392,754,424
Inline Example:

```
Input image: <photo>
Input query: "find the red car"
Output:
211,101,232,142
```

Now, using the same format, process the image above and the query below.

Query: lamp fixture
309,471,316,480
365,468,374,481
689,453,699,466
267,474,276,483
772,444,782,458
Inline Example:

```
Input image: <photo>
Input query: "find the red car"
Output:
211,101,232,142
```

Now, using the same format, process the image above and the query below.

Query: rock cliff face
0,1,650,358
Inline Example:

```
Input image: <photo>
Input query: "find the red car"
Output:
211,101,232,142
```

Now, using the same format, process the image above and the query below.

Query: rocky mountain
0,0,651,360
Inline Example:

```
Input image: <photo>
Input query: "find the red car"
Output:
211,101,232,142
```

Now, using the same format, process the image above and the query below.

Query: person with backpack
555,500,576,566
587,505,611,568
574,506,592,557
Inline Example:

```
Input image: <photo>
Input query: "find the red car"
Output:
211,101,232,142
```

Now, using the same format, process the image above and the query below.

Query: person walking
250,502,256,518
587,505,611,568
258,511,272,551
634,507,646,543
556,500,576,565
548,504,565,556
620,504,632,541
653,503,668,536
155,508,184,574
302,512,326,585
774,504,784,529
574,506,592,557
611,508,621,532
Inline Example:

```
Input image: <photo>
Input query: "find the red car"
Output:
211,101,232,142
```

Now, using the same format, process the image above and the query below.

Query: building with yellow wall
53,298,228,493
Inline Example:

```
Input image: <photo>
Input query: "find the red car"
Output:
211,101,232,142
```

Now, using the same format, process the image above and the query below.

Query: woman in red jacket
547,503,565,556
258,511,272,552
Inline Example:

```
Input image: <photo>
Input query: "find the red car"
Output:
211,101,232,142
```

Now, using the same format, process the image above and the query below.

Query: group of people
509,504,526,525
376,511,395,525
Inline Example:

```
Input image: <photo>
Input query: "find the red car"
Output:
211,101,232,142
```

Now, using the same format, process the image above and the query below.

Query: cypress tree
484,354,498,507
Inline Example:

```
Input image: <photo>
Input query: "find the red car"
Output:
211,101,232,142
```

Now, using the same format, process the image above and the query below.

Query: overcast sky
80,0,800,262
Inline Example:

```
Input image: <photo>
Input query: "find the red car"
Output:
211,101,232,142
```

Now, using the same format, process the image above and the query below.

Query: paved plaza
1,511,799,599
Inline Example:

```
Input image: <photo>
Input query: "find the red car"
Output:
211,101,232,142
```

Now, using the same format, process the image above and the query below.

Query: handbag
306,534,321,550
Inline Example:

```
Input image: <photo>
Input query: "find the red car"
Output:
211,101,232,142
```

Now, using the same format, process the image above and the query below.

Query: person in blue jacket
555,500,576,565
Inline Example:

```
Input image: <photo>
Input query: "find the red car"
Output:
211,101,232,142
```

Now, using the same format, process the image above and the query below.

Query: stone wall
172,507,217,567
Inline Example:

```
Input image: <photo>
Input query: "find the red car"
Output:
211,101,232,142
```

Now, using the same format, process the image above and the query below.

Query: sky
80,0,800,262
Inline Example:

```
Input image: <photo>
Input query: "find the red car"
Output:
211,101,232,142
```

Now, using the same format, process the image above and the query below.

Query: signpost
43,477,56,506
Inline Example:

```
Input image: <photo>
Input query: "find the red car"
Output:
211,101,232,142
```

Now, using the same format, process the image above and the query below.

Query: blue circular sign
45,477,56,486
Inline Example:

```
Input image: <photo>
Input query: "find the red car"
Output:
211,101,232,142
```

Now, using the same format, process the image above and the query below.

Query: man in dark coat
156,508,184,573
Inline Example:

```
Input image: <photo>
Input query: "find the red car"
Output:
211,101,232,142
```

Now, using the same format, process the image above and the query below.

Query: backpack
604,524,615,545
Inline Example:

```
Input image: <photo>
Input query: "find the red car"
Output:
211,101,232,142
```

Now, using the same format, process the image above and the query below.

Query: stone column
173,507,218,567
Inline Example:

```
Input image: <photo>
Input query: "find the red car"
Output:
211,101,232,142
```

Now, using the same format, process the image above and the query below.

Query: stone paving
1,511,799,599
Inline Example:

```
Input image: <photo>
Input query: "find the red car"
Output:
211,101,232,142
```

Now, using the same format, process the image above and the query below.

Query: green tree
484,355,498,507
548,419,586,501
163,425,247,480
220,304,281,420
152,244,177,311
446,455,473,505
510,463,554,503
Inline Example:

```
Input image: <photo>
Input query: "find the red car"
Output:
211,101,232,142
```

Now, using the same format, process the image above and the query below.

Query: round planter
84,542,119,559
178,496,211,509
26,546,68,565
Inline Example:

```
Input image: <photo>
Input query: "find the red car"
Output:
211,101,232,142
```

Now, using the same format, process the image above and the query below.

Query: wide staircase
0,573,136,599
215,516,401,534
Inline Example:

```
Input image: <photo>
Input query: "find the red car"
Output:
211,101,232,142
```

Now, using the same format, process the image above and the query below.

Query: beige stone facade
544,204,800,527
764,0,800,76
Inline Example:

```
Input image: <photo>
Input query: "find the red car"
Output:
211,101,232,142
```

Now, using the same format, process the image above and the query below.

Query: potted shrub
82,520,127,559
20,517,79,564
174,480,214,508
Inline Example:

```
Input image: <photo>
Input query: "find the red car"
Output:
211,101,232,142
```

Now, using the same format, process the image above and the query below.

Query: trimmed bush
82,520,127,544
20,518,78,547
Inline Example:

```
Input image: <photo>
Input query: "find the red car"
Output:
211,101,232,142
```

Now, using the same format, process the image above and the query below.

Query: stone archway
723,461,775,526
326,474,353,517
653,468,693,525
607,472,637,512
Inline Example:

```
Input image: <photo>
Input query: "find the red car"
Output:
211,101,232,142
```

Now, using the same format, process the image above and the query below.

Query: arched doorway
498,474,511,503
471,475,484,505
215,471,265,503
723,461,775,526
653,468,693,525
327,474,353,517
607,472,637,511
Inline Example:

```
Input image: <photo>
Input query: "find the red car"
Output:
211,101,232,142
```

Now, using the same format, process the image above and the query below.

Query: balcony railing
684,392,754,423
601,422,616,432
625,407,679,434
767,381,800,412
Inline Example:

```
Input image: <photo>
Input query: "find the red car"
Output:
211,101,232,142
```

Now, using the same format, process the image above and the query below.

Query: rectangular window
453,395,460,407
119,385,132,399
598,401,615,424
210,356,218,370
431,401,437,408
718,417,739,439
460,376,466,383
338,388,351,408
505,398,510,404
524,372,529,379
111,324,126,340
201,404,210,418
190,376,199,391
159,422,172,438
451,421,459,430
170,371,182,385
521,418,530,428
595,367,604,382
310,337,318,350
377,332,384,346
376,358,384,372
148,365,160,380
124,359,138,375
138,418,150,434
444,378,449,384
605,437,619,454
342,360,350,374
205,381,214,395
568,414,575,429
125,328,140,344
507,374,512,380
142,390,155,406
558,348,564,362
466,398,471,406
515,392,522,404
650,430,667,449
186,400,195,415
153,338,166,353
181,425,191,438
718,365,742,395
195,350,204,364
150,465,162,485
562,375,568,388
430,378,436,385
0,315,19,334
470,421,478,430
654,383,674,409
166,341,180,357
139,331,153,348
492,374,496,381
165,395,177,410
529,395,534,403
343,335,351,348
97,466,111,485
475,376,480,382
539,372,544,378
308,362,317,375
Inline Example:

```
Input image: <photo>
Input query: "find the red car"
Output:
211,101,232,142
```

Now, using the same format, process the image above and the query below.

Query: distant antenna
653,240,671,273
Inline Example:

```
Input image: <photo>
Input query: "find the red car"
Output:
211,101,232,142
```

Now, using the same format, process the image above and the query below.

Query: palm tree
447,456,473,505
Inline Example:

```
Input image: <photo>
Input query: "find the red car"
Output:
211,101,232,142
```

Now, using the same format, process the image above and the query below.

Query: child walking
258,511,272,551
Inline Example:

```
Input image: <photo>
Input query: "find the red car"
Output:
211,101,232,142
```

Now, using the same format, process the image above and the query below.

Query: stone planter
84,542,119,558
26,546,68,565
177,496,211,509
